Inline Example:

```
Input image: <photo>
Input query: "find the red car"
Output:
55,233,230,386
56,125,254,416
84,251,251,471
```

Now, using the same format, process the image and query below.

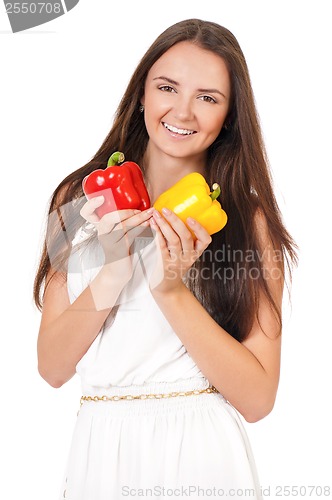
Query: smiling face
141,41,231,169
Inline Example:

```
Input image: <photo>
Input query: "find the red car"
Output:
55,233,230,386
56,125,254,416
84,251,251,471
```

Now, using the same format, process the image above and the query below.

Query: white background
1,1,331,499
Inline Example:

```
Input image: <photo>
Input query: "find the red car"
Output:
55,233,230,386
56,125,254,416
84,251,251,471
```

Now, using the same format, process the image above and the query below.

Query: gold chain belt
80,385,218,407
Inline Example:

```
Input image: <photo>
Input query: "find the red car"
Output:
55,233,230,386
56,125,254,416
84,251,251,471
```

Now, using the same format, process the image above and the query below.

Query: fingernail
145,208,155,214
187,217,196,225
154,210,161,218
161,207,171,216
92,195,104,203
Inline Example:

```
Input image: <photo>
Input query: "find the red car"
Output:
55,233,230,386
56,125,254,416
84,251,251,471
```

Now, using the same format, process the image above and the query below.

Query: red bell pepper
82,151,151,218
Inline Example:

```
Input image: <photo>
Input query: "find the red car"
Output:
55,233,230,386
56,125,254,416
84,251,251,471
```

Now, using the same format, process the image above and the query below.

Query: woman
34,18,297,500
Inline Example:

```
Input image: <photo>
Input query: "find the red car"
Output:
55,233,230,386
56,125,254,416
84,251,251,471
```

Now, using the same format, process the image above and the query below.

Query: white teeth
163,123,195,135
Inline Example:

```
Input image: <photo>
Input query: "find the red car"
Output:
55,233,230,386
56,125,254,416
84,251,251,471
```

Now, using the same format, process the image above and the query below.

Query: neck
142,146,207,204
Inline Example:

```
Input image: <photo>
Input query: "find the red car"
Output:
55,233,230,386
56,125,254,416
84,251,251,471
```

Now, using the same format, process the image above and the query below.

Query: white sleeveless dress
58,227,263,500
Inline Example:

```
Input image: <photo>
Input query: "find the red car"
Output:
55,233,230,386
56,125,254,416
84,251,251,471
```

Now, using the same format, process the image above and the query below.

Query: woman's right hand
80,195,154,283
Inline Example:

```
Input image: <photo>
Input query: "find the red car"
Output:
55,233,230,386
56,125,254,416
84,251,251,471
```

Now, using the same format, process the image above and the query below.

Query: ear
140,95,145,106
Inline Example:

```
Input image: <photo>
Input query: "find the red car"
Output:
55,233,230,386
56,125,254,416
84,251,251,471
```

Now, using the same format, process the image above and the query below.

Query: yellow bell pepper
153,172,228,236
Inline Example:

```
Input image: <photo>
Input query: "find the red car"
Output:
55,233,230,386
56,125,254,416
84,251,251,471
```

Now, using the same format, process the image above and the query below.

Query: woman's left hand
148,207,212,295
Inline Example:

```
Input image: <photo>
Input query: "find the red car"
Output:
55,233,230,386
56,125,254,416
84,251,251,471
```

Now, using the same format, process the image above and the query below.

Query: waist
78,378,225,417
81,377,213,398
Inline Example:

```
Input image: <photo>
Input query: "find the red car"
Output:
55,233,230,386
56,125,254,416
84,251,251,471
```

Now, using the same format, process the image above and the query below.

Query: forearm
37,266,126,388
151,284,277,422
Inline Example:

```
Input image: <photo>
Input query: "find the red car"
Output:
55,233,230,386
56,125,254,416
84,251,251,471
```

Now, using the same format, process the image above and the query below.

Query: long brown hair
33,18,297,341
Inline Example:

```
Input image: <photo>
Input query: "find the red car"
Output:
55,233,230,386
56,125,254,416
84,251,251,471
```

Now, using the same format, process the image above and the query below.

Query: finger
150,217,169,254
97,208,143,235
125,207,155,227
80,196,105,223
148,221,168,291
151,212,181,257
98,209,154,234
186,217,212,255
121,219,152,248
161,208,195,252
100,219,150,263
101,207,154,226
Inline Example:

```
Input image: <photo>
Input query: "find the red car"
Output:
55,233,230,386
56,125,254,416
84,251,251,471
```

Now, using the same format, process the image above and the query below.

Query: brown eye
199,95,217,103
159,85,176,93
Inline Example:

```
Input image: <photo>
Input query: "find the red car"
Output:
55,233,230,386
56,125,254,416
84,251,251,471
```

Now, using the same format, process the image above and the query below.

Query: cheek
145,108,171,136
145,91,172,115
144,101,160,119
202,112,226,137
144,108,163,136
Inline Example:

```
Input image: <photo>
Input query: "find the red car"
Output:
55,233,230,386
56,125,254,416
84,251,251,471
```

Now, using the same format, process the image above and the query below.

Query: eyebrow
152,76,228,100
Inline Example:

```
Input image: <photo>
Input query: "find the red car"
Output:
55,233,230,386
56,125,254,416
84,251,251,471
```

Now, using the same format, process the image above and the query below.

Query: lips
162,122,197,136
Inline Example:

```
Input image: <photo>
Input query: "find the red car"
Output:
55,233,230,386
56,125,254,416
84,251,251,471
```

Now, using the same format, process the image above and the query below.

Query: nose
173,95,194,122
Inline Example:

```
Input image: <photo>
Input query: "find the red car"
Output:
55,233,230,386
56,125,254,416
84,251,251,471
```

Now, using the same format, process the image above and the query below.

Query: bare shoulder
254,206,266,229
254,207,274,247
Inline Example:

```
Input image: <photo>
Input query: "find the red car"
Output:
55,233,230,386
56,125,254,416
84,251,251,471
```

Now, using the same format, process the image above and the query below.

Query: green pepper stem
210,183,221,201
107,151,125,167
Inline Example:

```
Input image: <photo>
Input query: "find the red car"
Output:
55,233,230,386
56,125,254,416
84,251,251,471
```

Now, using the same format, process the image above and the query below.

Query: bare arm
37,264,127,388
149,209,283,422
151,283,281,423
37,200,153,388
